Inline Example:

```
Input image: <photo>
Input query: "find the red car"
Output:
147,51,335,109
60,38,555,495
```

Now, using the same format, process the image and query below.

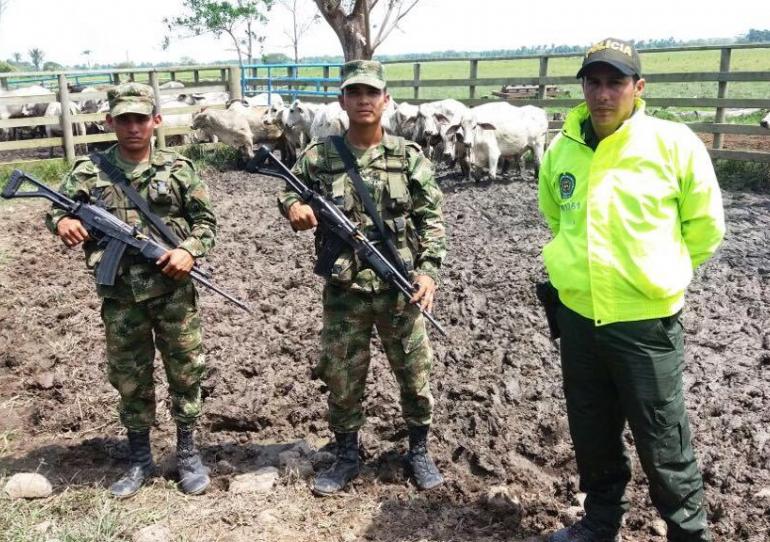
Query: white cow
178,91,230,107
43,101,87,157
158,99,198,144
448,102,548,181
0,85,55,138
412,99,468,160
227,100,283,144
244,93,284,108
761,111,769,129
74,86,103,114
309,102,349,139
191,108,254,161
391,101,419,138
380,98,398,135
286,99,321,145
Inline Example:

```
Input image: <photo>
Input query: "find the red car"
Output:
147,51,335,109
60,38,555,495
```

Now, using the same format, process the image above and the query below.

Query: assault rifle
1,169,251,313
247,147,447,337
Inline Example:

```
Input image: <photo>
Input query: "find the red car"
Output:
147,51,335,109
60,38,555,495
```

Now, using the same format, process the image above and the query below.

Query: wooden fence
2,43,770,165
0,65,241,164
377,43,770,163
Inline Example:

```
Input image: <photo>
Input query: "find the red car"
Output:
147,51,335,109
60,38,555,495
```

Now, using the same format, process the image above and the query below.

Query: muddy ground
0,160,769,542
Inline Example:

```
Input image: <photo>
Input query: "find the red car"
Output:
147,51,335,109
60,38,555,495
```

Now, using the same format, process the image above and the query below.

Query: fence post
220,68,227,83
0,76,8,90
323,66,330,96
413,63,421,100
713,47,732,150
112,72,121,85
469,59,478,100
229,65,243,101
58,74,76,164
537,55,550,99
149,71,166,150
128,72,135,82
286,66,293,100
194,69,200,83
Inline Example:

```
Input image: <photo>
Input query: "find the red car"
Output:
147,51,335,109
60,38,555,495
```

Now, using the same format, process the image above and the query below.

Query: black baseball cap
576,37,642,78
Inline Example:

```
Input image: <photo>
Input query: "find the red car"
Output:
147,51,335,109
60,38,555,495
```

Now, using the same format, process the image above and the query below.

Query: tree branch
372,0,419,50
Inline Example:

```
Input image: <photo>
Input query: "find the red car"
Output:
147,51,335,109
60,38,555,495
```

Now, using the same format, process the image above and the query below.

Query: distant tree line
2,28,769,74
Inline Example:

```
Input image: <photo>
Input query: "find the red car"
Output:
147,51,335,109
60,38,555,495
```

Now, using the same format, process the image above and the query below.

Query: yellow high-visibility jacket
538,99,725,325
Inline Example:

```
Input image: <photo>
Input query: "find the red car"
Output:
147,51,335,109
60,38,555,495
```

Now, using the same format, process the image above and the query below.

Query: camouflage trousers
101,281,205,431
316,284,435,433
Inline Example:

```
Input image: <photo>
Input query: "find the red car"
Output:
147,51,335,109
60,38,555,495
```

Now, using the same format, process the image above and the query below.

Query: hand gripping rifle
2,169,251,314
247,147,447,337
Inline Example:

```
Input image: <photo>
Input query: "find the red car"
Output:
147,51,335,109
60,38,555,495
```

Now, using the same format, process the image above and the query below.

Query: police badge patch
559,172,576,199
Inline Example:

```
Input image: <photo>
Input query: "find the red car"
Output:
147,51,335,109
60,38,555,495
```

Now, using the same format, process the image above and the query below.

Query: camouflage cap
340,60,386,90
107,82,156,117
576,37,642,78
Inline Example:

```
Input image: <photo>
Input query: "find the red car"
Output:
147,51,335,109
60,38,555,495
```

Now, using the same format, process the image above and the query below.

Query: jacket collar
562,98,646,144
105,143,171,167
342,129,399,154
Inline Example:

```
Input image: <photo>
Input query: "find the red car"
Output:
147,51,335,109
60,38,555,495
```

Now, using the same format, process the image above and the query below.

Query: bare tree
314,0,421,61
279,0,320,63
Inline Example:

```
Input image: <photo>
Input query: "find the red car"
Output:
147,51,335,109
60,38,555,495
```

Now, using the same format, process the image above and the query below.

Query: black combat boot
548,520,621,542
405,425,444,490
109,429,155,498
176,423,210,495
312,432,360,496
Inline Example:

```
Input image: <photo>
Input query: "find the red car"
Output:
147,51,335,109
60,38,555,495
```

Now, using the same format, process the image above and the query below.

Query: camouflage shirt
46,145,217,302
279,133,447,293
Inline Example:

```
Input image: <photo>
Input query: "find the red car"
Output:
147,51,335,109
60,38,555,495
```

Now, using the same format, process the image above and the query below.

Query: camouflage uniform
46,142,217,431
279,132,447,433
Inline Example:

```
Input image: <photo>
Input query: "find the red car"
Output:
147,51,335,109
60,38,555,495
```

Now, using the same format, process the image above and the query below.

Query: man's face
106,112,161,152
581,63,645,138
338,84,389,127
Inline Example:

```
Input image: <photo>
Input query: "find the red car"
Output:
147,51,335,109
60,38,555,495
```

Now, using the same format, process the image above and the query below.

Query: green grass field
5,47,769,105
249,47,770,103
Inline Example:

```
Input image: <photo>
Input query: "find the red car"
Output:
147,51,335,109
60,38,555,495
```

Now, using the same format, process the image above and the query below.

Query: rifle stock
2,169,251,314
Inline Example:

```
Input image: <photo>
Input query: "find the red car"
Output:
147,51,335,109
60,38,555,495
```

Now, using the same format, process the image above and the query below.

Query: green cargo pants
316,284,434,433
101,281,205,431
556,304,710,542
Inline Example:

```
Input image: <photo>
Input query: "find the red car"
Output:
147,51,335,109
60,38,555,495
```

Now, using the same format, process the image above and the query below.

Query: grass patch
716,159,770,193
179,142,242,170
0,486,171,542
0,159,69,196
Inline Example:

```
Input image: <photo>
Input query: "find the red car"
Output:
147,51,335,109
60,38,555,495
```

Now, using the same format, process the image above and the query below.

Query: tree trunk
315,0,373,61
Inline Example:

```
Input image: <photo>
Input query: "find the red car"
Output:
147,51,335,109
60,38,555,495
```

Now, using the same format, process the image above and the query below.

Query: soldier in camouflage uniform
45,83,216,498
278,60,448,495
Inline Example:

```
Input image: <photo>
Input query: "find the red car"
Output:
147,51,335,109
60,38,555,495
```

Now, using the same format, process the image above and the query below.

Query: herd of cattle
0,80,549,178
2,79,769,177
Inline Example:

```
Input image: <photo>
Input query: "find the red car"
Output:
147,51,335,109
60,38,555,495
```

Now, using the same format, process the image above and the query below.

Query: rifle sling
330,136,408,278
90,152,180,248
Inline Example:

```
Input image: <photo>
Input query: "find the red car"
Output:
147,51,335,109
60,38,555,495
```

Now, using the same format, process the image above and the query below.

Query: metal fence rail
241,62,343,102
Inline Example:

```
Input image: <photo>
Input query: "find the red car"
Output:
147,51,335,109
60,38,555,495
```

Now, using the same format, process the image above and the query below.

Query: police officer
278,60,447,496
538,38,725,541
46,83,217,498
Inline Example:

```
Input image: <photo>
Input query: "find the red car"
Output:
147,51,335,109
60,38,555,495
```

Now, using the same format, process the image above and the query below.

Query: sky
0,0,767,67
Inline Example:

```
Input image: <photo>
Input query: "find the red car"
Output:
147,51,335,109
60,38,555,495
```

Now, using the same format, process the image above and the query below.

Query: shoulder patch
70,156,98,176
